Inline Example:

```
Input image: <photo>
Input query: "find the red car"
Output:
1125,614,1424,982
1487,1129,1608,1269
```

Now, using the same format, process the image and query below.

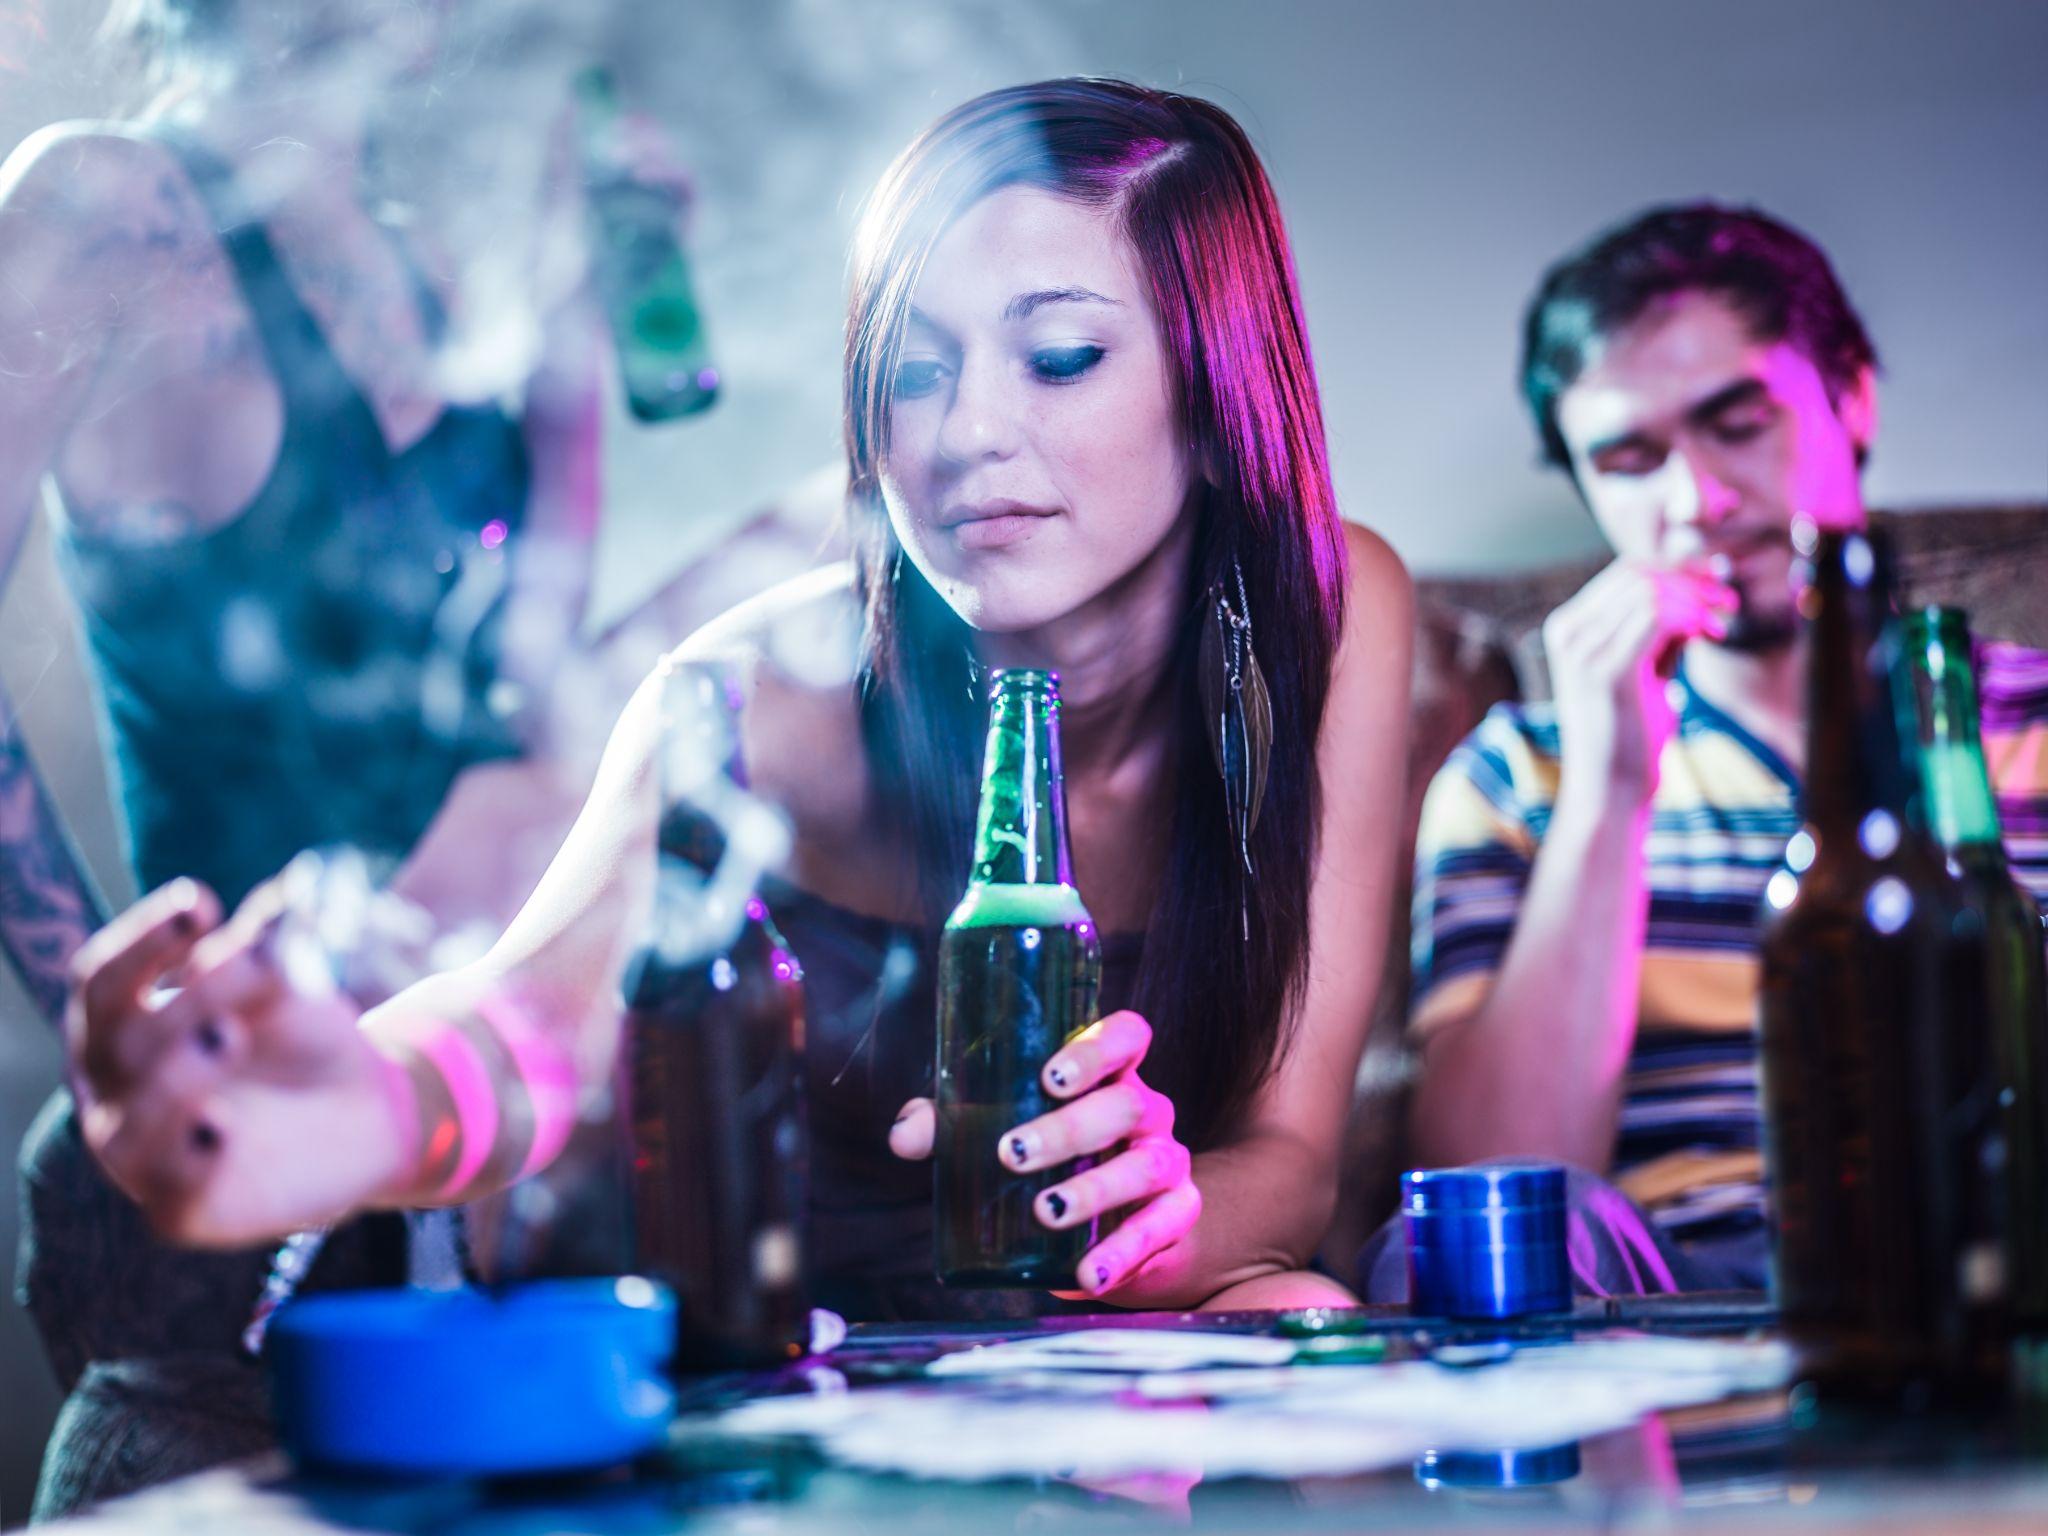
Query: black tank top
51,131,530,907
23,130,520,1381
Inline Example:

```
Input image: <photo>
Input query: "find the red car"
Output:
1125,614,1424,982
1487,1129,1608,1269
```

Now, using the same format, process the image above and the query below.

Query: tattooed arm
0,128,142,1021
0,714,107,1025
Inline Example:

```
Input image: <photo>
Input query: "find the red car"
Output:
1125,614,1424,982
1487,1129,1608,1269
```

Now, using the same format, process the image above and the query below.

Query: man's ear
1838,365,1878,465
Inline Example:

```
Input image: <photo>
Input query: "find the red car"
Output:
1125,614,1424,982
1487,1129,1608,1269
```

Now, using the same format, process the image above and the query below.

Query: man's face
1555,290,1876,651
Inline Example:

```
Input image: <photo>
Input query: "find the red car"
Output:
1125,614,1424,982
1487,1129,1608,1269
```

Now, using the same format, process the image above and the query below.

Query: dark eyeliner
1031,344,1105,382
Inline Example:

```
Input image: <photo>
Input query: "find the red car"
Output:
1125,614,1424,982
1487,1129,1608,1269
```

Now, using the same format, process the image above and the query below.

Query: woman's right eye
893,359,947,399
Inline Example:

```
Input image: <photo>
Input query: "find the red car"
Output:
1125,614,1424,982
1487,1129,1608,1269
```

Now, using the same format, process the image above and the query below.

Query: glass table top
56,1295,2048,1535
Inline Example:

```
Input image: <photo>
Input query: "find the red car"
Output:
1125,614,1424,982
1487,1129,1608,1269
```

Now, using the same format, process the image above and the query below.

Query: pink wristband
476,995,580,1181
417,1026,500,1201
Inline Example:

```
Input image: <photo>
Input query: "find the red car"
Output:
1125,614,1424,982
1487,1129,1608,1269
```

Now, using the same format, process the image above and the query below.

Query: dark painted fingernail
1093,1263,1111,1292
195,1019,225,1056
1007,1134,1032,1167
190,1121,221,1154
1045,1190,1068,1222
1046,1060,1072,1091
172,910,198,935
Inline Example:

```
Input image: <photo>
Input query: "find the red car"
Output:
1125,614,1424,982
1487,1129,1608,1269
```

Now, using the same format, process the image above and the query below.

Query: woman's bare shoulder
1315,517,1415,779
671,562,862,673
0,122,219,338
1,121,190,235
669,563,873,835
1328,518,1414,677
1338,519,1411,618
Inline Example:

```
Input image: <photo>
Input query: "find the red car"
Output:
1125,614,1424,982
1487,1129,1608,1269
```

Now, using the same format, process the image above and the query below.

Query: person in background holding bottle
0,1,815,1517
61,79,1415,1323
1400,203,2048,1295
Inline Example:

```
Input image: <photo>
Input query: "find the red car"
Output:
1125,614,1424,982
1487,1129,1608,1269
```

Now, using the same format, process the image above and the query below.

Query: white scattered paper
719,1389,1425,1481
923,1327,1298,1376
710,1333,1793,1482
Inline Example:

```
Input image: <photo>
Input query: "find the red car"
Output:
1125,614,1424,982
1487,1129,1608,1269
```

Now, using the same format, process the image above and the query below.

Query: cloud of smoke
0,0,1086,932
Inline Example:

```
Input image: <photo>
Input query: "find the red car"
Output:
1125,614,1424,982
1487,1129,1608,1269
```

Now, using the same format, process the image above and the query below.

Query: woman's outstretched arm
68,666,672,1246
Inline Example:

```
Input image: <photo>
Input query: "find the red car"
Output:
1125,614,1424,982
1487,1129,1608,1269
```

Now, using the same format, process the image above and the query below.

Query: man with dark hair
1401,202,2048,1288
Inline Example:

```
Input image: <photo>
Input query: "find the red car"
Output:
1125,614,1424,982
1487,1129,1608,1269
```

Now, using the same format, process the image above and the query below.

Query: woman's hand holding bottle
891,1009,1201,1298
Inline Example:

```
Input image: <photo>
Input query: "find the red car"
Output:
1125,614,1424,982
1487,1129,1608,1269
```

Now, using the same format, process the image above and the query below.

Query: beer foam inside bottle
948,882,1092,931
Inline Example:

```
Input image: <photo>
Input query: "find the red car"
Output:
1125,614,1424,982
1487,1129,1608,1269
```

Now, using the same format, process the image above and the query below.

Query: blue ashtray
1403,1162,1571,1320
267,1277,677,1475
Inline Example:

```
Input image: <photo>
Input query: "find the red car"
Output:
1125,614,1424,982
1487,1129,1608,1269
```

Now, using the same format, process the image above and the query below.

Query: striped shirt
1409,641,2048,1245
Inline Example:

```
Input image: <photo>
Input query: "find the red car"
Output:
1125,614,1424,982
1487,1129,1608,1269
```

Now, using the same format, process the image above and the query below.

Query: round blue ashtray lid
1402,1162,1566,1214
266,1277,677,1476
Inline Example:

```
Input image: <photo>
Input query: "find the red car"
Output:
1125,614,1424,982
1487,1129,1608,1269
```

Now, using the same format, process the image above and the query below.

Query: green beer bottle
1905,606,2048,1337
935,669,1101,1287
575,67,719,422
1757,524,2000,1404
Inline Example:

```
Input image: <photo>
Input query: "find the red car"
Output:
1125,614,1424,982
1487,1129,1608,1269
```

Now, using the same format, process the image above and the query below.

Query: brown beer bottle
619,664,809,1369
1905,607,2048,1337
935,669,1102,1287
1758,523,1999,1405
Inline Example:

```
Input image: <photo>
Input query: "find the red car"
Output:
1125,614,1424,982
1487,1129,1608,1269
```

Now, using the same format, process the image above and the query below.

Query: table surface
50,1295,2048,1535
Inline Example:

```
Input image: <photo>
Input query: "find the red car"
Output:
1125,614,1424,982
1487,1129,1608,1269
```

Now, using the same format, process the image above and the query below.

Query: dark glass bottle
935,669,1101,1287
619,667,807,1369
575,67,719,422
1757,523,2000,1404
1905,606,2048,1336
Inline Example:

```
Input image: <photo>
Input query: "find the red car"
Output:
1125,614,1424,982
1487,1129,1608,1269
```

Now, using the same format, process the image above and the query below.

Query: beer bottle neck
644,661,787,965
967,671,1073,890
1907,607,2006,854
1800,527,1922,833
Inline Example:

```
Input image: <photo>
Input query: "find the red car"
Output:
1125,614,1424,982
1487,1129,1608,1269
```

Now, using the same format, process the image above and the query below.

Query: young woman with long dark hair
66,78,1413,1315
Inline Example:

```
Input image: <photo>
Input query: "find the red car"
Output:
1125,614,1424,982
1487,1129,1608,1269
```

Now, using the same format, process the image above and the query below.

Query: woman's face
878,185,1196,635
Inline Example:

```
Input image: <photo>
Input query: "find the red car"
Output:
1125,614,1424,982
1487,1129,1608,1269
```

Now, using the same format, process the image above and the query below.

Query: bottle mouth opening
988,668,1060,699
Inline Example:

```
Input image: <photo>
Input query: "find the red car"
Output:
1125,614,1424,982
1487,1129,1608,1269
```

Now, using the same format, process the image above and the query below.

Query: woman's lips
951,511,1051,551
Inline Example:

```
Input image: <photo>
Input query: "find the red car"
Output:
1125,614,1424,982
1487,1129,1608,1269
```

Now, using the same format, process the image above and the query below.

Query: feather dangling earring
1198,556,1272,939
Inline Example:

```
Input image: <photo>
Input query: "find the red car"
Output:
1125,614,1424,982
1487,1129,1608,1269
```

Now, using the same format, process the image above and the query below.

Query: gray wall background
2,0,2044,1521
